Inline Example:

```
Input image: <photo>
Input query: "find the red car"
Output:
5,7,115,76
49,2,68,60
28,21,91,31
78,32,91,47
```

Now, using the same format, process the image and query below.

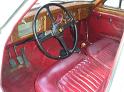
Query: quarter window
121,0,124,9
104,0,124,9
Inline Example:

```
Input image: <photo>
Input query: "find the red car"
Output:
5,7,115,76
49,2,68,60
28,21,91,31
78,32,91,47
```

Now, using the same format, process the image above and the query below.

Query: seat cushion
35,53,84,92
35,53,110,92
87,38,119,69
35,38,119,92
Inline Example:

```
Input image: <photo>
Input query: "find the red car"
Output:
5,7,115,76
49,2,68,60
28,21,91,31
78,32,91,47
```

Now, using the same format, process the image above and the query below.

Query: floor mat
2,65,43,92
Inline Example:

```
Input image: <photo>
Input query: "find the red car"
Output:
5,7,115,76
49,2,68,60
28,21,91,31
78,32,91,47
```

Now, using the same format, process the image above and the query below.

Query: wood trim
10,2,94,45
95,7,124,17
23,2,93,23
93,0,105,8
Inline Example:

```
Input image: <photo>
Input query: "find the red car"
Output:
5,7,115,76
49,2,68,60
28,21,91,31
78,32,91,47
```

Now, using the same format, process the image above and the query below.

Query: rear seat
87,38,119,69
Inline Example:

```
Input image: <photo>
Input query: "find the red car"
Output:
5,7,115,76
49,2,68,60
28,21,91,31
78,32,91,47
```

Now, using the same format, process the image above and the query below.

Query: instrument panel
11,2,94,44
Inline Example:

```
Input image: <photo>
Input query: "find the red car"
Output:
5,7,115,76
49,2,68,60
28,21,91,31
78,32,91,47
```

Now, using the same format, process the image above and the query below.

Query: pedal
7,48,17,68
17,56,24,65
14,46,24,65
9,58,17,68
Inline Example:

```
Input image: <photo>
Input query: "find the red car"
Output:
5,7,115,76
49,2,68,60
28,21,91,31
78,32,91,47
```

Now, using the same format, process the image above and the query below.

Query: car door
88,0,124,40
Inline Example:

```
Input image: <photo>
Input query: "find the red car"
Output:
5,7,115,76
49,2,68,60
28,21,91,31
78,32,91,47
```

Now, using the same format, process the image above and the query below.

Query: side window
121,0,124,9
104,0,124,9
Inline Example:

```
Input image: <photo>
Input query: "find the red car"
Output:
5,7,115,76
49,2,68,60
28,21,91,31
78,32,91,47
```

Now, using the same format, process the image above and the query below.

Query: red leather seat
35,54,111,92
87,38,119,69
35,53,84,92
35,38,119,92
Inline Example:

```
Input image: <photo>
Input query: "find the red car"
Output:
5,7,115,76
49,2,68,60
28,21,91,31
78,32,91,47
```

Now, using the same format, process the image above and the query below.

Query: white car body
0,0,124,92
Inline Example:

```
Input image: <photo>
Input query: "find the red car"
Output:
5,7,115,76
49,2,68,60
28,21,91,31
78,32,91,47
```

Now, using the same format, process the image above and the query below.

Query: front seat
35,53,111,92
87,38,119,69
35,38,119,92
35,53,84,92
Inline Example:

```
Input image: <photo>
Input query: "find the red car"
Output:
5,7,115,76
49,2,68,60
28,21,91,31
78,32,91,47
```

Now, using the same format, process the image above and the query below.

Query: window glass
104,0,120,8
32,0,94,10
59,0,93,2
0,0,25,28
121,0,124,9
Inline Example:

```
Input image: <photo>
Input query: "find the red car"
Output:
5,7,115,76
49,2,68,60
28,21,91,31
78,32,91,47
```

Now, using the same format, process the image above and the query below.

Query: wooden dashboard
11,2,94,44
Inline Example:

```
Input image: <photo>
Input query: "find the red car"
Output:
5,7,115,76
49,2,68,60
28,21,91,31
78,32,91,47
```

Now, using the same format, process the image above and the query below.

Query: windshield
32,0,94,9
0,0,94,29
0,0,26,29
38,0,94,3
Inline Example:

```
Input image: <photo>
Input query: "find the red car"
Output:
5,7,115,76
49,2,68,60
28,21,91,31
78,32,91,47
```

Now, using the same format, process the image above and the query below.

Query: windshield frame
0,0,28,30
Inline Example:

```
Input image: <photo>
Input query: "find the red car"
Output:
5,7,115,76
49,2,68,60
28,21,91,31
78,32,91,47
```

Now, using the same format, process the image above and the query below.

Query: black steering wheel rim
33,3,78,60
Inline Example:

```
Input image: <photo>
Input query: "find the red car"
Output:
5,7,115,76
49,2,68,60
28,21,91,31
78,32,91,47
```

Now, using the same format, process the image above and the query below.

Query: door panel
88,8,124,39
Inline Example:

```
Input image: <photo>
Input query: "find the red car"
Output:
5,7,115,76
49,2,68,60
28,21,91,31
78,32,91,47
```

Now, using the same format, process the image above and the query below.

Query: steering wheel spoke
38,30,53,42
46,6,55,24
33,3,78,60
62,19,75,30
56,36,69,55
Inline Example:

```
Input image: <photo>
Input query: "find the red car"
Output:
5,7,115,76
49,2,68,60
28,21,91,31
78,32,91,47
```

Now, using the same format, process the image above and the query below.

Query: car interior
1,0,124,92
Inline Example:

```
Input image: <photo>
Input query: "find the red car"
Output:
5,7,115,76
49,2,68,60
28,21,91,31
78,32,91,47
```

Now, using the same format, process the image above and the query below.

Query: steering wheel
33,3,78,60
